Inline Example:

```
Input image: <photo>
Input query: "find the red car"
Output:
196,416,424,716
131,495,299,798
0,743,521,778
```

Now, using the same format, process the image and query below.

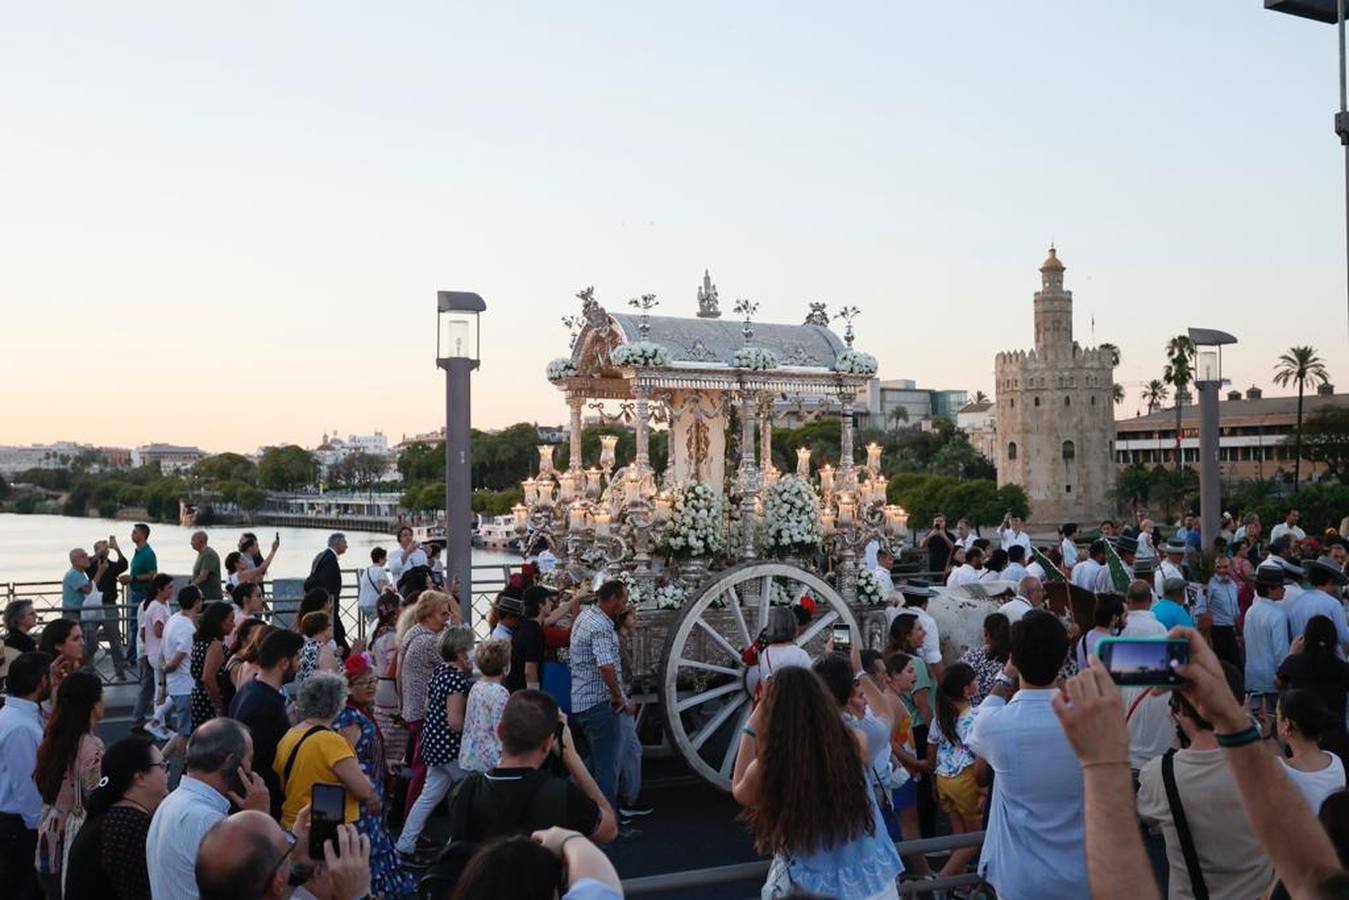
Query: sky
2,1,1347,453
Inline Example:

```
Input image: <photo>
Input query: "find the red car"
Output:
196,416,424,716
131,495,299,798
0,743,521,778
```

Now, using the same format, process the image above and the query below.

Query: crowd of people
5,506,1349,899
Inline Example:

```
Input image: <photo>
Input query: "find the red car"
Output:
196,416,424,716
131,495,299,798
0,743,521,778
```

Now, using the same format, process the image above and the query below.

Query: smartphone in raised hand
309,782,346,859
831,622,852,652
1096,637,1189,688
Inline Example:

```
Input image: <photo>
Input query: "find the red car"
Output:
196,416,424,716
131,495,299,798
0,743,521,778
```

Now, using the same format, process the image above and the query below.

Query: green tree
929,433,996,480
1113,463,1154,511
194,452,258,486
1294,407,1349,483
397,441,443,484
887,406,910,430
1141,380,1169,415
1099,343,1121,367
1112,383,1125,406
329,452,387,491
257,445,319,492
1272,345,1331,487
1163,335,1195,470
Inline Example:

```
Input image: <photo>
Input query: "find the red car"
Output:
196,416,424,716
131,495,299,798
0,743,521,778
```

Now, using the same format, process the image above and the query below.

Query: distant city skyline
4,2,1346,451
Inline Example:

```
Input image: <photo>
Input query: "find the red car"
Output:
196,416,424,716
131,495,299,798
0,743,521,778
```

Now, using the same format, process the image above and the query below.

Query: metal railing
4,562,530,685
621,831,986,896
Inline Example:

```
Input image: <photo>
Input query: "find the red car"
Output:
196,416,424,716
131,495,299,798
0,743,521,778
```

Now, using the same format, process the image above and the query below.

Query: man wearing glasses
195,809,370,900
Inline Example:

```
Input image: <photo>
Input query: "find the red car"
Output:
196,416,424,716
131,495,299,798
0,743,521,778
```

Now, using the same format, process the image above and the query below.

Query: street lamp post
437,291,485,633
1188,328,1238,560
1266,0,1349,331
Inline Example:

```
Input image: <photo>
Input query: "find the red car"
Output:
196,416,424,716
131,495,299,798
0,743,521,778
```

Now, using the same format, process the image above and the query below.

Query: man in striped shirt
570,580,632,814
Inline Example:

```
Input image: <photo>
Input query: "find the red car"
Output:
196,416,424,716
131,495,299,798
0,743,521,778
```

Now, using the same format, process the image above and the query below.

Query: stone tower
995,248,1116,526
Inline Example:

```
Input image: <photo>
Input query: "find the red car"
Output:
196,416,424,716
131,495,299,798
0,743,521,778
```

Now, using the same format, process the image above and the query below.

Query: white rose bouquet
856,566,886,606
762,475,823,558
733,345,779,371
834,349,878,376
662,480,725,559
616,570,642,607
611,341,671,368
654,582,687,610
546,358,578,381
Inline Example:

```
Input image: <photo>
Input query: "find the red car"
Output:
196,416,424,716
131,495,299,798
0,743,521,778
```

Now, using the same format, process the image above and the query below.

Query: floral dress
295,637,321,686
334,704,414,900
36,733,104,888
959,644,1006,706
190,636,219,731
458,681,509,772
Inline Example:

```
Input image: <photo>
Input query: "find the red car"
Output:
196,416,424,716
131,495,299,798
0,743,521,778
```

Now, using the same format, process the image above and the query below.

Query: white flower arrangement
610,341,671,368
654,582,686,610
762,475,823,558
732,345,779,371
834,349,879,376
615,570,642,607
856,567,886,606
662,480,725,559
546,358,578,381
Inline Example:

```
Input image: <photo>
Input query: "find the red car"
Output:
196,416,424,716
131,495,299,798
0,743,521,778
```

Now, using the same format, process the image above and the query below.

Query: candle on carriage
883,504,901,535
593,509,611,536
599,435,619,471
655,493,672,523
569,504,589,531
558,472,577,502
837,492,856,526
866,442,882,474
512,503,529,531
624,471,641,504
818,463,834,497
585,467,603,498
521,477,537,505
796,446,812,478
820,509,835,536
537,444,555,475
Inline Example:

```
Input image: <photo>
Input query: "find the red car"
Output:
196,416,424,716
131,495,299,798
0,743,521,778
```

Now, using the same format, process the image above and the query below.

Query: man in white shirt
1093,536,1138,595
387,526,428,581
1059,523,1080,570
946,547,985,587
954,518,977,552
1154,538,1187,597
1001,545,1029,585
969,611,1085,898
1071,540,1107,591
160,586,202,768
870,548,896,597
888,580,944,676
0,652,50,900
1270,507,1307,546
998,576,1044,623
997,515,1032,554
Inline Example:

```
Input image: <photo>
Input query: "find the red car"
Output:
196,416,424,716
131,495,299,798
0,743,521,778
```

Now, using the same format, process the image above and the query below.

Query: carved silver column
839,390,856,490
737,391,759,560
567,393,584,473
758,395,774,475
634,381,651,475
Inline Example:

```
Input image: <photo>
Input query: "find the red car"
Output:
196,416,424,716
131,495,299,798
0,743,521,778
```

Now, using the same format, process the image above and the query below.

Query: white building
314,431,393,478
956,400,997,461
132,443,205,473
0,442,96,477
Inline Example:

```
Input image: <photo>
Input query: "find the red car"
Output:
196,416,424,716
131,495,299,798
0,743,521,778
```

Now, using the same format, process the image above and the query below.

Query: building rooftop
137,443,203,453
1040,246,1064,271
607,313,846,369
1116,392,1349,431
958,400,993,414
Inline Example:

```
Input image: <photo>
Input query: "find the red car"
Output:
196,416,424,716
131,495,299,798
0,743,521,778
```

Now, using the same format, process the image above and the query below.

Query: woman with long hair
1274,690,1347,813
63,735,168,900
369,592,409,767
225,619,271,693
335,655,415,899
1230,537,1256,625
190,601,235,731
925,663,984,880
732,665,903,898
882,652,929,878
132,574,174,731
397,590,455,812
1278,617,1349,763
33,670,104,898
959,613,1011,705
1074,593,1124,671
884,614,936,840
38,619,85,698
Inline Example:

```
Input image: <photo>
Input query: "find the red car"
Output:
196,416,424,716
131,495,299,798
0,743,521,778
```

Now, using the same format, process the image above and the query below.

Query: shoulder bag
1161,749,1209,900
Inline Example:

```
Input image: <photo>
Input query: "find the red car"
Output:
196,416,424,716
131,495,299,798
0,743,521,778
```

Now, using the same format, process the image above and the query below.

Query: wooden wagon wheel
657,560,856,791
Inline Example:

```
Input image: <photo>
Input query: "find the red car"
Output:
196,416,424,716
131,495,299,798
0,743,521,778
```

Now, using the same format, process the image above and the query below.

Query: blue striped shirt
1197,577,1240,627
569,606,622,714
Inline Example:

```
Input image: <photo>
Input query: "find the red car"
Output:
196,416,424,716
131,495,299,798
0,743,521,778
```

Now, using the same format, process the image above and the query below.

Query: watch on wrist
994,674,1016,688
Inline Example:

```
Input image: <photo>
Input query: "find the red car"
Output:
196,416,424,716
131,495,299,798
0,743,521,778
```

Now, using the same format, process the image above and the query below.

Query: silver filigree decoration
837,305,860,348
733,298,759,345
628,294,658,340
804,302,829,327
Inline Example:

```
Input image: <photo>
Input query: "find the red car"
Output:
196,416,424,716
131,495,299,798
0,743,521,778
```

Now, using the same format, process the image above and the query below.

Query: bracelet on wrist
1215,724,1262,748
741,726,757,739
558,833,584,856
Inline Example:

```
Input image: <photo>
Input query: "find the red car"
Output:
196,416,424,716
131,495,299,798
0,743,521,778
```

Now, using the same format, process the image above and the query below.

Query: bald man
62,547,104,619
196,810,370,900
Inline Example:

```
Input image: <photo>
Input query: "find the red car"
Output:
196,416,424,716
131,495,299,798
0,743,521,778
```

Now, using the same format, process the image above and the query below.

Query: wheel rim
658,561,855,791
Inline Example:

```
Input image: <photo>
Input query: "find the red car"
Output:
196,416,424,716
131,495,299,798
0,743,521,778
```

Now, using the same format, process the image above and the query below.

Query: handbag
57,760,88,895
81,582,106,623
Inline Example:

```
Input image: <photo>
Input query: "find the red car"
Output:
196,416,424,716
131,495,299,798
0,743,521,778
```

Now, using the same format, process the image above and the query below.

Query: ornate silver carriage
517,280,909,789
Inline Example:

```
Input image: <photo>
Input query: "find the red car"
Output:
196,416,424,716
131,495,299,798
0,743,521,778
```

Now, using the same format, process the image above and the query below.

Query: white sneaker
146,722,176,742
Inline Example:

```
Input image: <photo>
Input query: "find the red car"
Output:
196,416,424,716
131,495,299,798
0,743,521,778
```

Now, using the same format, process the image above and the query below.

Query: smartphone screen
831,622,852,651
310,782,346,859
1097,638,1189,687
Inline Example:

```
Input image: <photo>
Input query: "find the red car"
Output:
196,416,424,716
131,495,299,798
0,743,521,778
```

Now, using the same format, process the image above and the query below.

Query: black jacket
304,548,349,653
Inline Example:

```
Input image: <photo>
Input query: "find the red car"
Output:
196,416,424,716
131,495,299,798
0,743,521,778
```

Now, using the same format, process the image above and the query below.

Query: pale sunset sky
2,2,1346,453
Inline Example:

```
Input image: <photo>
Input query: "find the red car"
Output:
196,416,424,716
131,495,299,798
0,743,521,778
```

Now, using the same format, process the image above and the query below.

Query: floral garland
662,480,725,559
611,341,671,368
654,582,686,610
762,475,822,558
732,345,779,371
615,570,642,607
546,358,578,381
856,567,886,606
834,349,879,376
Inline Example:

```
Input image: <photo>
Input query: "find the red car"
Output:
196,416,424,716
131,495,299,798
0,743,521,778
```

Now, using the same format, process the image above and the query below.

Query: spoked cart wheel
657,560,857,791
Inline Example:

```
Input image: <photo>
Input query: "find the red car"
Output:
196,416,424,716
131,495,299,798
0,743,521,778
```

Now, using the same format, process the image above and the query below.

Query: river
0,513,522,585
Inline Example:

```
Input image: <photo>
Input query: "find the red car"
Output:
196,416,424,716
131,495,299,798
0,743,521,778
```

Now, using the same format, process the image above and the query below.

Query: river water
0,513,521,586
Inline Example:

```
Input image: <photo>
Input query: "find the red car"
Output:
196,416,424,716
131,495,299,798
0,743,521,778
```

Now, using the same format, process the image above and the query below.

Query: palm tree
1141,379,1169,414
1163,335,1195,470
1272,345,1331,486
1112,383,1125,405
887,406,909,430
1099,343,1121,367
973,390,989,404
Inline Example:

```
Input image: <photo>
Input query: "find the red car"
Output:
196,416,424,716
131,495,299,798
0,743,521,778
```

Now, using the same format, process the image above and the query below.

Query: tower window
1065,484,1072,493
1010,398,1015,409
1062,440,1076,461
1091,396,1097,406
1034,397,1041,407
1064,396,1071,407
1008,442,1018,461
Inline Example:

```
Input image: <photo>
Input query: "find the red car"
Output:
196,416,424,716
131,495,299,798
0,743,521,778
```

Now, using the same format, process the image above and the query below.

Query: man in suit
305,532,349,655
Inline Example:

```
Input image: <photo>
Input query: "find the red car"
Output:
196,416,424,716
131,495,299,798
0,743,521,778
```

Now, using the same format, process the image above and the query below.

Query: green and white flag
1031,546,1065,583
1102,541,1133,593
